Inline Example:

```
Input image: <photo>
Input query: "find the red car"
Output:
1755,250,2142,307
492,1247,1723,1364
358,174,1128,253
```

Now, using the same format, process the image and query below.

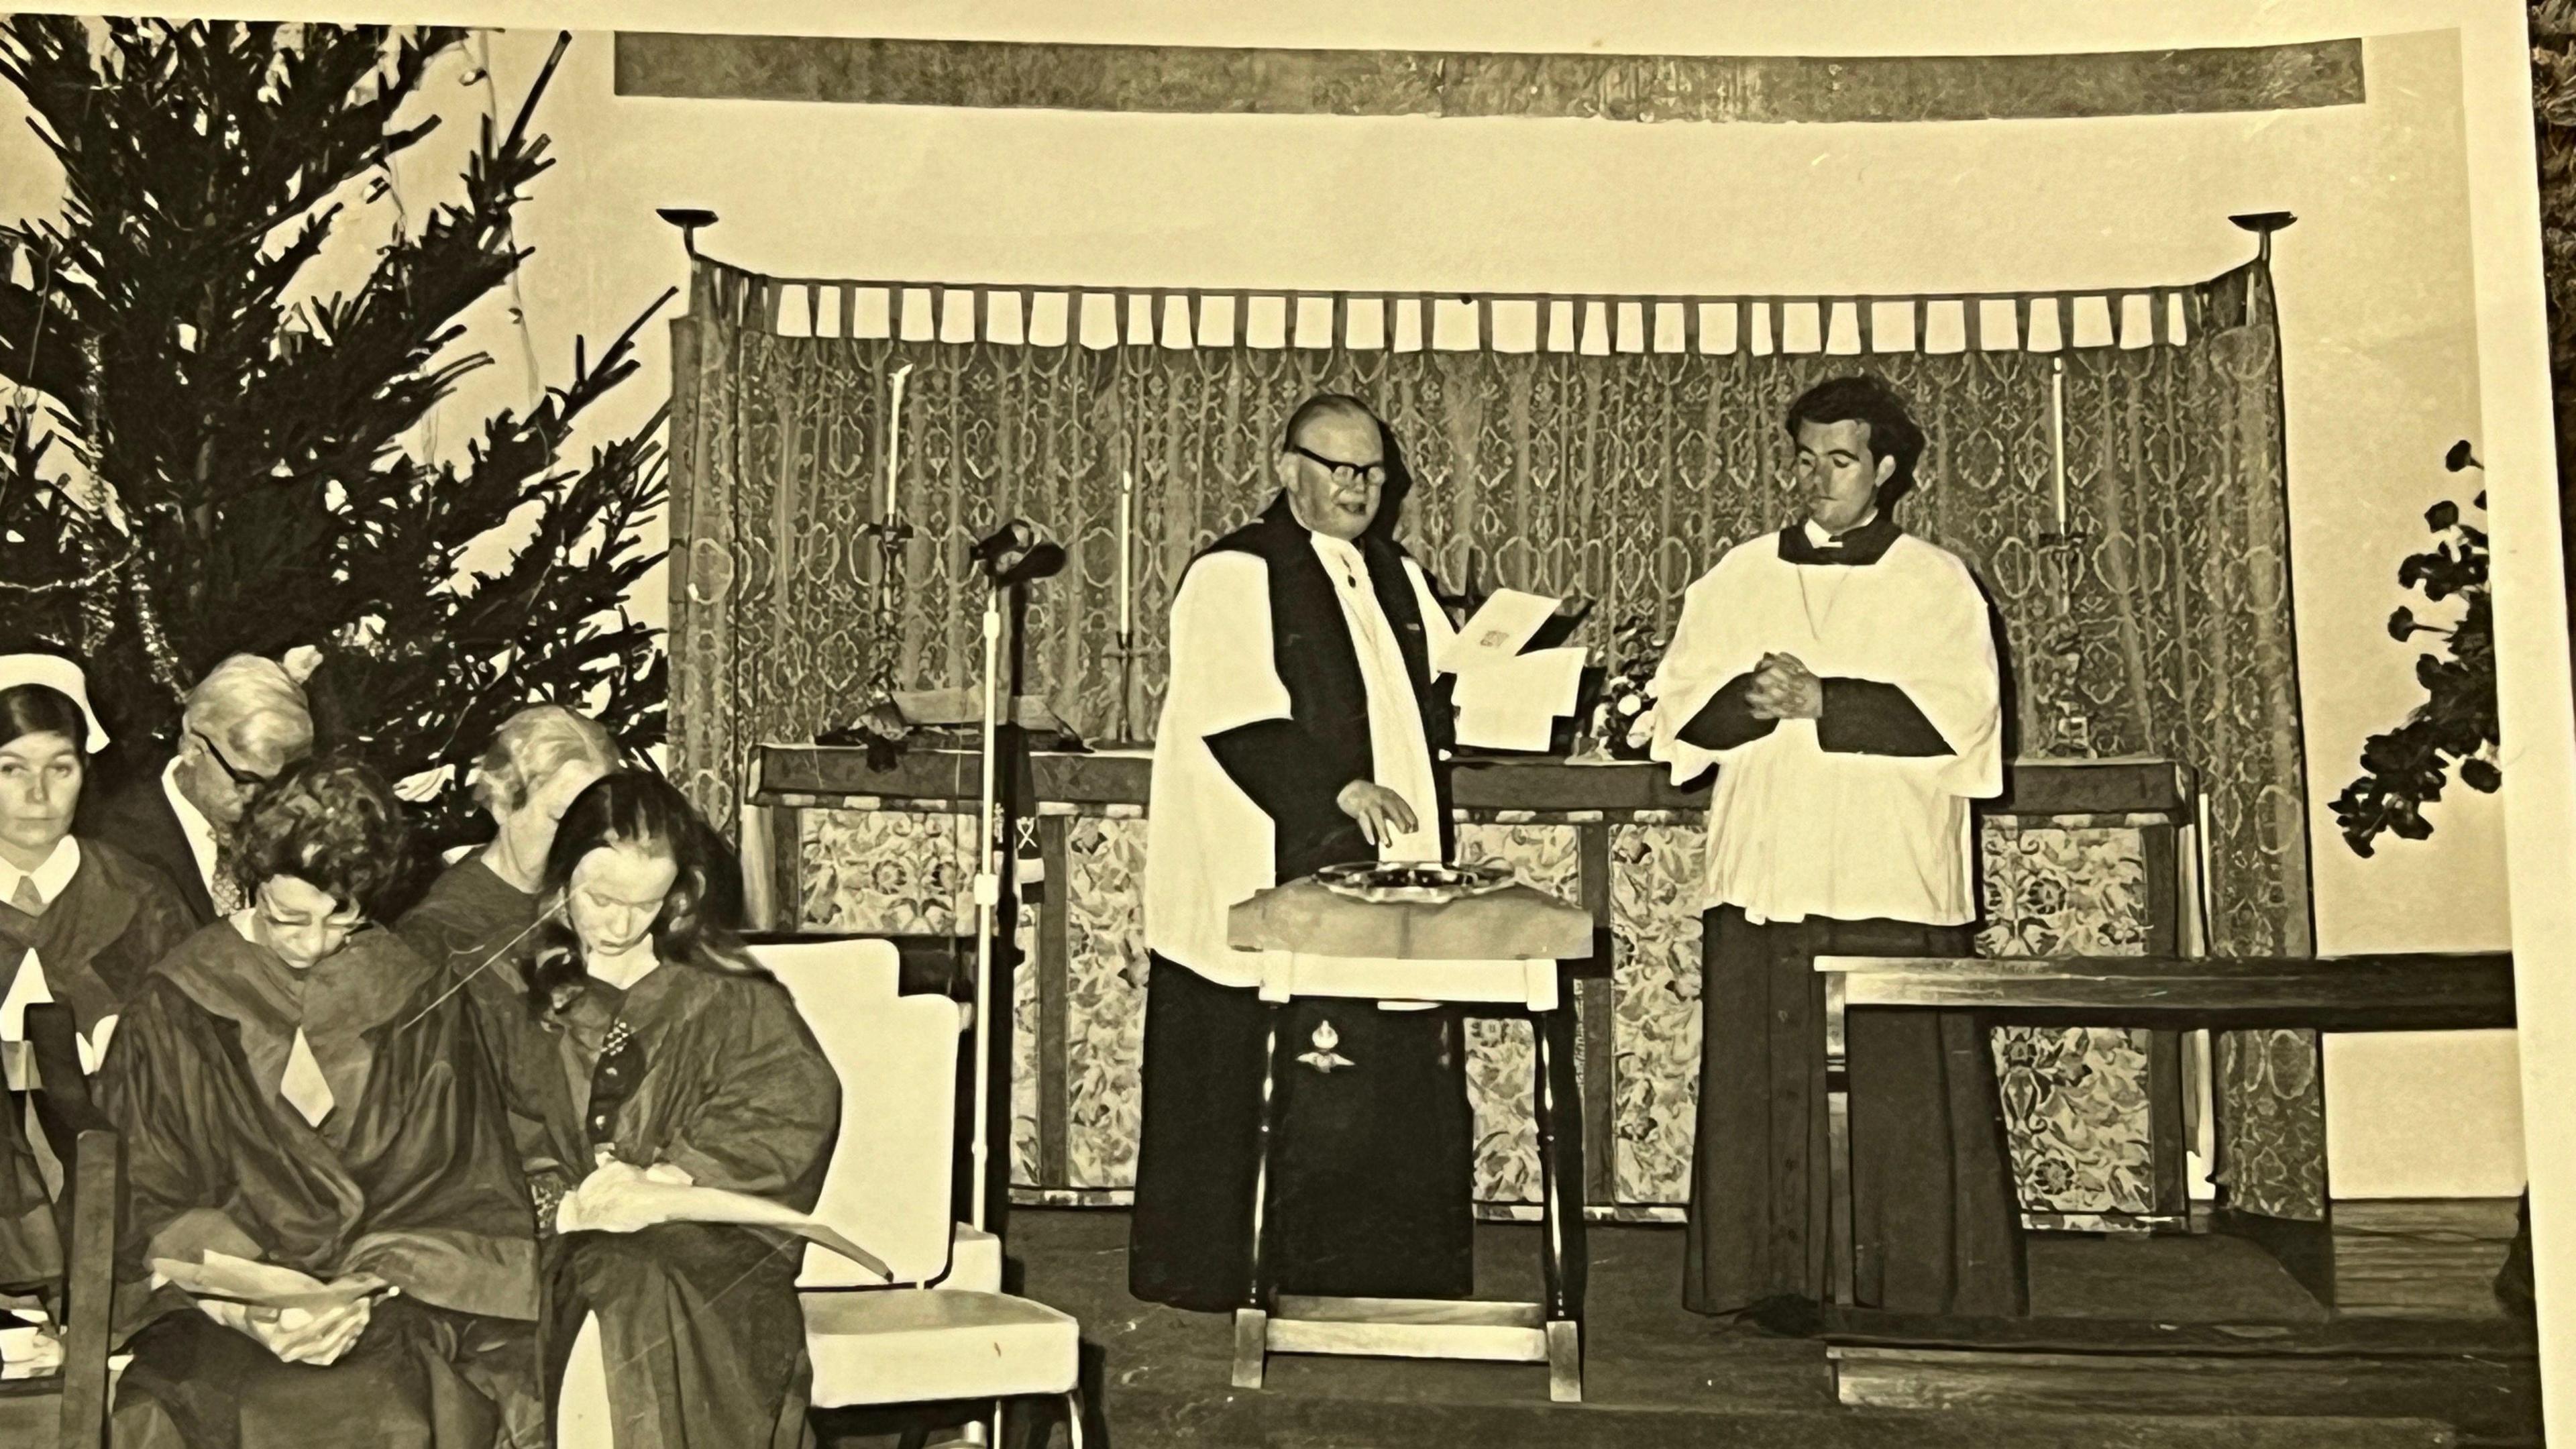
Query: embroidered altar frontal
753,749,2191,1227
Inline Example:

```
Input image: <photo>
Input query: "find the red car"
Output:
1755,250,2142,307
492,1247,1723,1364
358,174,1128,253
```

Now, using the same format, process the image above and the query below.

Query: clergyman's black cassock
1129,495,1477,1313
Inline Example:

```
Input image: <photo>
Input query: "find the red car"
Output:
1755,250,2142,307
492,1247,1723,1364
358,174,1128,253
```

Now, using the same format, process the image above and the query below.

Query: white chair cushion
801,1289,1079,1408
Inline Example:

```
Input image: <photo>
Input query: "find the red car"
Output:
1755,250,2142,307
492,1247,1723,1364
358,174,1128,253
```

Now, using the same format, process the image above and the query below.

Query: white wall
0,12,2523,1195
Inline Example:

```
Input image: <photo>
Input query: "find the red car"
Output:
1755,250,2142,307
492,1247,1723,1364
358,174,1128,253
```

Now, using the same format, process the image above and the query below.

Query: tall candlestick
2048,356,2068,532
883,362,914,524
1118,470,1134,639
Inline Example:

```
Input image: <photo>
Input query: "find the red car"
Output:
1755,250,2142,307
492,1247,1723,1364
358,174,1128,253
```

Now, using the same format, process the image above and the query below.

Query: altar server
78,650,319,926
0,649,195,1289
1132,394,1477,1313
1650,374,2026,1323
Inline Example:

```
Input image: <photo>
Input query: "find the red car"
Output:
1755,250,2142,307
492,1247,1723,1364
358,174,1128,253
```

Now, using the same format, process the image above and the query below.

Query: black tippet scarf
1192,493,1458,881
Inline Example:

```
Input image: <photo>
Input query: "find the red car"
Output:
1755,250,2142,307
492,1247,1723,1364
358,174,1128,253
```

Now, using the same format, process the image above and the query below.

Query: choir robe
0,837,194,1291
1131,493,1478,1313
1648,512,2027,1321
395,857,586,1220
93,923,544,1448
539,959,840,1449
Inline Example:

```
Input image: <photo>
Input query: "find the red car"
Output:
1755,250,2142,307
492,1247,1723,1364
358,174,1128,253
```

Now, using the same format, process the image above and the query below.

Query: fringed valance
685,253,2241,356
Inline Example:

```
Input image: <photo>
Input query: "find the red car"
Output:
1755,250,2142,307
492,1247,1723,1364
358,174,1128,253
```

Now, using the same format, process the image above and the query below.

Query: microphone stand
967,530,1061,1239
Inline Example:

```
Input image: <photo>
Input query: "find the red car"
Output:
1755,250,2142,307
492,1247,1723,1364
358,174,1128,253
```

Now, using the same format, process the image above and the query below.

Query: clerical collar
1310,531,1367,584
1779,508,1901,567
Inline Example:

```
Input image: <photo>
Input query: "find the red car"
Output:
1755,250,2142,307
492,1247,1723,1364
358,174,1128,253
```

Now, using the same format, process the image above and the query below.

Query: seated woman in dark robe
527,771,839,1449
92,754,544,1448
0,651,195,1296
397,705,621,1229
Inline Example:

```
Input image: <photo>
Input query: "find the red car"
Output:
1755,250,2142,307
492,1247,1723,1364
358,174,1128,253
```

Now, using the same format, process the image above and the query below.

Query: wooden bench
1817,952,2517,1312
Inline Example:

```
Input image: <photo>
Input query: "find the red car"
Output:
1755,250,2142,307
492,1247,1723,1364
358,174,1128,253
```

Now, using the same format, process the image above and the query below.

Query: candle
2048,356,2068,533
883,362,914,523
1118,469,1134,639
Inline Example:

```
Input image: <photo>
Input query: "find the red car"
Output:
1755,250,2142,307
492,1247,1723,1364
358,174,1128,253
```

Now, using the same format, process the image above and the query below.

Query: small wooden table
1815,952,2518,1312
1226,877,1595,1402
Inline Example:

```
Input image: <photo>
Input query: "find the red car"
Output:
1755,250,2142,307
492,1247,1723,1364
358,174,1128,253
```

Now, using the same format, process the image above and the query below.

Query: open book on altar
1440,589,1590,752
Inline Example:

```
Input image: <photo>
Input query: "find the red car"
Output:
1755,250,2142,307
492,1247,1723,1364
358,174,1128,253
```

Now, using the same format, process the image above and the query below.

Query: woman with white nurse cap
0,646,194,1290
0,646,197,1031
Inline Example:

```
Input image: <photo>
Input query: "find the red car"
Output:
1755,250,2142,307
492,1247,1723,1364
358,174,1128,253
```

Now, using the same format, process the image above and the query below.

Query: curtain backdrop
666,258,2322,1222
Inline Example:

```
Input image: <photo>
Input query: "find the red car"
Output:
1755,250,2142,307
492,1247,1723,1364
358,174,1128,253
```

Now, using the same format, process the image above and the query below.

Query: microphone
969,519,1064,585
968,519,1035,570
991,541,1065,587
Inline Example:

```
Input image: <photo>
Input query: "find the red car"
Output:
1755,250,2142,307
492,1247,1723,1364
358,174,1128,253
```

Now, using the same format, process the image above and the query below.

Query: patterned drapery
666,256,2320,1219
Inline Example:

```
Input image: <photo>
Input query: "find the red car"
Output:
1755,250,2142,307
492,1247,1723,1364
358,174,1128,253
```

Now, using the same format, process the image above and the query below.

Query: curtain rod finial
2230,211,2297,263
657,207,719,259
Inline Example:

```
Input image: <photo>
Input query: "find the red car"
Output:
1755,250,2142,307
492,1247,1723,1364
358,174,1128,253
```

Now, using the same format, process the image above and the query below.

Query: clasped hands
1746,652,1823,722
205,1271,392,1368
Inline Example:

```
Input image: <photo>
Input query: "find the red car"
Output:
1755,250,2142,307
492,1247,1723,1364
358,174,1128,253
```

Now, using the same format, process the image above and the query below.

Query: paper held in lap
1438,589,1587,752
554,1175,892,1283
150,1252,393,1315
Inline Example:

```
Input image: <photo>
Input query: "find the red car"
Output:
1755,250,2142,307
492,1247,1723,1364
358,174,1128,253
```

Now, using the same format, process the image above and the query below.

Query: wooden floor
819,1199,2538,1449
2333,1200,2523,1320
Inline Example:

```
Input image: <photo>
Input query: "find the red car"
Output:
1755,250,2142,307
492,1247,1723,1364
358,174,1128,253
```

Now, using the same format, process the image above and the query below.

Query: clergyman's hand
1336,781,1420,847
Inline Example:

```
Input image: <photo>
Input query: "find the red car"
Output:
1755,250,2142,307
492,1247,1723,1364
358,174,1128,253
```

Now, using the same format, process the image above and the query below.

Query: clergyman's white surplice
1144,536,1460,989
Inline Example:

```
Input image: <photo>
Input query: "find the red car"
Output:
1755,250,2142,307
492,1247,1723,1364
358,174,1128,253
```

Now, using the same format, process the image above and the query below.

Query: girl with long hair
527,770,839,1449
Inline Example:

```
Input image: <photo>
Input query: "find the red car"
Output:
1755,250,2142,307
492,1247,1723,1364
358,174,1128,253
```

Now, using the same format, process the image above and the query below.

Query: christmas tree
0,19,667,886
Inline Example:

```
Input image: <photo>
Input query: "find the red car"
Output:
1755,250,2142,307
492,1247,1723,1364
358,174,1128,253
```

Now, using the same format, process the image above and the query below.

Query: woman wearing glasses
526,770,839,1449
0,649,196,1291
93,753,544,1448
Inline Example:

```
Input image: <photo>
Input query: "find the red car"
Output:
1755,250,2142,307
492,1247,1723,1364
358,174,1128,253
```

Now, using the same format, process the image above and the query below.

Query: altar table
1226,877,1595,1402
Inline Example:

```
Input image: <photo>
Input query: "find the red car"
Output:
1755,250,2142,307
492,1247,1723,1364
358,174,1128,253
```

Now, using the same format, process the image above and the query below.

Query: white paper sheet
1452,647,1589,751
149,1252,390,1315
1434,588,1561,675
553,1175,892,1282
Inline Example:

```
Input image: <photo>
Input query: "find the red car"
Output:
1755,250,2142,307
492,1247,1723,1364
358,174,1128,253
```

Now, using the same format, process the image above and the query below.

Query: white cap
0,654,109,753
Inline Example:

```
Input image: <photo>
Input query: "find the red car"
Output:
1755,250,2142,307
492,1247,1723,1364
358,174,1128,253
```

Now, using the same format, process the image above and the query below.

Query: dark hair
525,770,763,1019
229,752,410,918
1784,374,1928,510
0,684,87,753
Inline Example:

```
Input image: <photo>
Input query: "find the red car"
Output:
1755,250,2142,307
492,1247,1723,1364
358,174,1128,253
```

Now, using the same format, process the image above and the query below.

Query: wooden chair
0,1002,122,1449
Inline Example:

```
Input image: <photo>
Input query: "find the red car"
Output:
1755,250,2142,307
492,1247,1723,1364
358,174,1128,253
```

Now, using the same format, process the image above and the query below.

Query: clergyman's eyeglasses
1288,443,1389,487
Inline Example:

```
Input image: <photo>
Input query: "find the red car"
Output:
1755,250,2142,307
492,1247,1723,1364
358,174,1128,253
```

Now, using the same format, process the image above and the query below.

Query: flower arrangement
1580,614,1669,761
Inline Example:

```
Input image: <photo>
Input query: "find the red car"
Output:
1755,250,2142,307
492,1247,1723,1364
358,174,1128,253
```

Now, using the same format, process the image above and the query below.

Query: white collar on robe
1801,508,1880,549
163,755,223,891
1309,530,1368,586
0,835,79,910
